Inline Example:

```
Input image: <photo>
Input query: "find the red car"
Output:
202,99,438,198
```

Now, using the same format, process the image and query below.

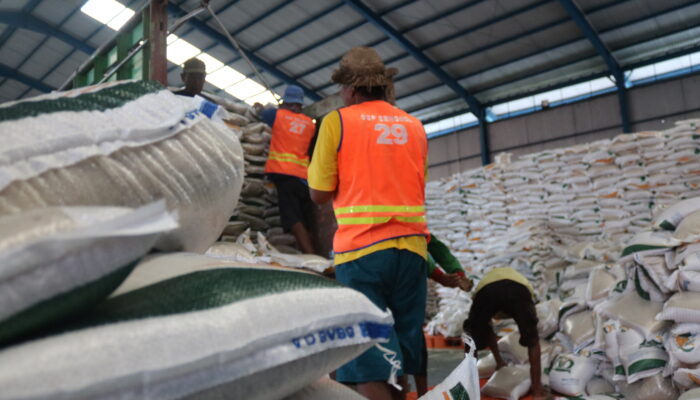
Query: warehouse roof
1,0,699,124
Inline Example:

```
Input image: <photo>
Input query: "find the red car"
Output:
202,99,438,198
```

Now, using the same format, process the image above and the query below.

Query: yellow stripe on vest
268,155,309,167
336,215,426,225
269,151,309,161
334,205,425,216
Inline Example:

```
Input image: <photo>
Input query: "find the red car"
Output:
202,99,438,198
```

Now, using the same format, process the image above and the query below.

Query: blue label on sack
199,100,219,119
290,321,391,349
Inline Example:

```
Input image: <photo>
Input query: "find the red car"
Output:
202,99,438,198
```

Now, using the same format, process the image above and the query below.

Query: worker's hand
458,277,473,292
434,273,462,288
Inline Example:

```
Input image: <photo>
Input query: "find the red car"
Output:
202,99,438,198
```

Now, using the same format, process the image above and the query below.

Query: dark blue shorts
335,248,427,383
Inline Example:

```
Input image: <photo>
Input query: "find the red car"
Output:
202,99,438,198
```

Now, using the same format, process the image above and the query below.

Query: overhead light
206,66,246,88
81,0,134,30
225,79,265,100
167,37,202,66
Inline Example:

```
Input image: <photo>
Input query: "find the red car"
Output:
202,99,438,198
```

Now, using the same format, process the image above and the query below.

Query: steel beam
167,2,322,101
558,0,630,132
344,0,483,115
0,63,52,92
0,11,94,54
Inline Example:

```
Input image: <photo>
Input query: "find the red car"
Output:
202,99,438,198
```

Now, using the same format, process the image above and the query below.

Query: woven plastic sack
621,374,679,400
679,387,700,399
585,376,615,395
667,323,700,364
477,352,497,378
620,231,680,261
0,201,175,346
537,299,562,337
657,292,700,323
675,210,700,243
0,260,393,400
283,376,365,399
602,320,625,381
419,336,479,400
617,326,667,384
562,310,596,352
595,289,668,339
586,266,620,306
653,197,700,231
481,365,531,400
0,81,245,253
549,353,598,397
205,241,257,263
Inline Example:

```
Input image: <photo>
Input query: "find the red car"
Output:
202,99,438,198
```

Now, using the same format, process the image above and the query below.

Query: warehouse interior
1,0,700,399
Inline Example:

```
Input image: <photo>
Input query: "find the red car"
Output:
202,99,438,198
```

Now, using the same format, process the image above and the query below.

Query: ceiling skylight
225,79,266,99
166,36,202,65
81,0,134,30
196,53,224,74
206,66,246,88
245,91,281,106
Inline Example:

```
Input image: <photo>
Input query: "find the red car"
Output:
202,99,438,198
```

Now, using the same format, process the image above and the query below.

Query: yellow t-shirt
308,110,427,265
474,267,536,297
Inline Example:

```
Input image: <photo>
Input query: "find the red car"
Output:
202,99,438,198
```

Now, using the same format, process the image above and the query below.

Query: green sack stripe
0,261,138,348
626,358,666,375
621,244,667,257
61,268,341,333
659,220,676,231
0,81,164,122
449,382,470,400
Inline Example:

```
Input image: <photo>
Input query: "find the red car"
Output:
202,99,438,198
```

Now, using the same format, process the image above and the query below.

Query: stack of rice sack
0,82,385,399
215,100,295,251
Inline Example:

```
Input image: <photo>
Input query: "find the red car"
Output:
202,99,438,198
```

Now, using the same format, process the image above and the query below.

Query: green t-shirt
426,234,464,276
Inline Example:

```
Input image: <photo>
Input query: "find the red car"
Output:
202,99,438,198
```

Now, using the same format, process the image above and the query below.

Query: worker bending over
463,267,545,400
308,46,429,400
258,86,318,255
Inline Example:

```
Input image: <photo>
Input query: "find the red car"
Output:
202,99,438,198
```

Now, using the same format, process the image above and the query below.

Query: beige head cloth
332,47,398,103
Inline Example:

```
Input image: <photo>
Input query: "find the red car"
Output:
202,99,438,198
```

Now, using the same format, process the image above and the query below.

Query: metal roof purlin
341,0,490,164
0,63,52,92
167,2,322,101
557,0,631,132
0,11,95,54
313,0,553,93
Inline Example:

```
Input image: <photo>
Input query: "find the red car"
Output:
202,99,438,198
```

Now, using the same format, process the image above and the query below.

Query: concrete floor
406,348,466,392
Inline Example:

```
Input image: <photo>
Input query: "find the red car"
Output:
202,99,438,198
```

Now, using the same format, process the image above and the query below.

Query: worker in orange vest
309,47,429,400
257,86,318,255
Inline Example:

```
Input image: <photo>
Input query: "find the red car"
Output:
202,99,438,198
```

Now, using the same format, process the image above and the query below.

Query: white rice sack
631,264,669,303
481,365,531,400
617,326,667,383
595,289,668,339
676,269,700,292
477,352,497,378
653,197,700,231
620,231,680,261
283,376,365,400
562,310,596,351
0,261,392,400
680,387,700,400
634,253,673,292
602,320,626,381
537,299,562,337
498,331,529,364
0,81,245,253
0,201,175,346
586,266,619,306
620,374,679,400
676,210,700,243
667,323,700,365
419,342,480,400
206,241,257,263
657,292,700,323
585,376,615,395
549,353,598,396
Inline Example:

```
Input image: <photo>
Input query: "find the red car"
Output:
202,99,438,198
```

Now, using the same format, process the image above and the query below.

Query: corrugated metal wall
427,72,700,180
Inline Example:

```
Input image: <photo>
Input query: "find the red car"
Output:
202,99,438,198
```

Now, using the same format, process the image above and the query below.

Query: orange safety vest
334,100,429,253
264,108,315,179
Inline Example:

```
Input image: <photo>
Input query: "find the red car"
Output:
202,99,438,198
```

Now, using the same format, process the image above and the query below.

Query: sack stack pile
213,99,298,252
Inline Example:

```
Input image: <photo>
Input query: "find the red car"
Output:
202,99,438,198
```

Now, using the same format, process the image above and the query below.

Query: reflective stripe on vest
264,109,314,179
333,100,429,253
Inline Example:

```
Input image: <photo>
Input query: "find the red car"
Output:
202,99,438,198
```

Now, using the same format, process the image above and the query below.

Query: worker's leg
334,250,407,400
414,342,429,395
385,249,427,395
290,221,315,254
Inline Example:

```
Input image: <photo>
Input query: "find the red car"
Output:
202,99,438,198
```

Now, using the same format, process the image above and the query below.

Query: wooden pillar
149,0,168,86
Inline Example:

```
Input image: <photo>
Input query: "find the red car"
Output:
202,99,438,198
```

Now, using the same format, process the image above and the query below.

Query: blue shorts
335,248,427,383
